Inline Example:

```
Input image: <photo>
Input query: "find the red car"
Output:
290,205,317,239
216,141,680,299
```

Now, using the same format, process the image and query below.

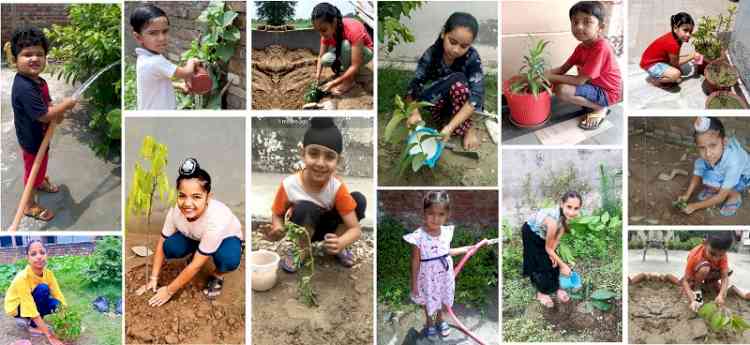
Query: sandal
536,293,554,308
720,195,742,217
422,325,439,340
438,321,451,337
24,204,54,221
203,276,224,299
335,248,354,267
578,109,611,130
279,249,298,273
35,177,59,193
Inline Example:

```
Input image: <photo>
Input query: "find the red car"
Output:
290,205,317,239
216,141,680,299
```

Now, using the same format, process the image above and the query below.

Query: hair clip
695,117,711,132
179,158,198,176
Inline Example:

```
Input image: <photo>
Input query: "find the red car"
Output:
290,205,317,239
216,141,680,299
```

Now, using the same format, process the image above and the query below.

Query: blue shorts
646,62,671,79
162,231,243,272
574,83,609,107
700,170,750,193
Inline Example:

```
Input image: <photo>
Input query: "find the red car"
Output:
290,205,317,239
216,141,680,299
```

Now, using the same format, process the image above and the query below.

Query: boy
544,1,621,130
11,27,78,222
261,118,366,272
130,4,200,110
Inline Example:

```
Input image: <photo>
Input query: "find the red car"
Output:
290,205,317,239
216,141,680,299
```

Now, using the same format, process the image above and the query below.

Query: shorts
646,62,671,79
574,83,609,107
22,148,49,189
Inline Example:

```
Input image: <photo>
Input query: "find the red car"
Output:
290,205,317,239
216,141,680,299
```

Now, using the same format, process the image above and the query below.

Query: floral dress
403,226,455,316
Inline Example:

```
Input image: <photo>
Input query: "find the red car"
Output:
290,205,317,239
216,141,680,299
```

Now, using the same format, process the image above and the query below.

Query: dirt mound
520,297,621,341
251,45,372,110
125,234,245,344
629,281,750,343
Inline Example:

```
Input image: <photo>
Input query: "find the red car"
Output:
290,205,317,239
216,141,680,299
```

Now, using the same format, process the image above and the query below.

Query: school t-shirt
693,137,750,190
640,32,680,70
320,17,373,49
135,47,177,110
4,266,67,318
271,171,357,217
564,38,622,105
684,243,729,279
12,73,51,154
161,199,243,254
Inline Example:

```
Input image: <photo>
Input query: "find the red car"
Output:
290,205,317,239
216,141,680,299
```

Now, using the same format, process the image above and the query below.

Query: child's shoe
422,325,439,340
720,195,742,217
438,321,451,337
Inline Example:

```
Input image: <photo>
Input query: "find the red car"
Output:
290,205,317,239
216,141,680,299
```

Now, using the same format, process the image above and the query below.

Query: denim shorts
646,62,671,79
574,83,609,107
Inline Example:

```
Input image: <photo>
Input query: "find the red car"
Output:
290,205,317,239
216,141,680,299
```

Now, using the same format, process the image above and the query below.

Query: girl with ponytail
640,12,701,86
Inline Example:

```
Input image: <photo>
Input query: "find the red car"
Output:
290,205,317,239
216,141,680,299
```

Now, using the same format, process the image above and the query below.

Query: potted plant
692,4,736,74
503,39,552,128
704,60,739,93
706,91,748,109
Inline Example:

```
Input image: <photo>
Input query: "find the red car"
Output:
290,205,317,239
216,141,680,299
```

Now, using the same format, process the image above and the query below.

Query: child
678,117,750,217
405,12,485,150
522,191,582,308
404,191,473,339
545,1,622,130
4,240,67,345
312,2,373,96
130,4,201,110
640,12,701,87
145,158,243,307
11,27,78,222
262,118,367,272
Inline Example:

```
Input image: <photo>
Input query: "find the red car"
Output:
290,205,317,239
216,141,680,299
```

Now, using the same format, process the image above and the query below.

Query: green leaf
411,153,426,172
384,111,406,142
591,299,612,312
698,302,718,320
591,289,617,300
216,45,235,63
222,11,238,27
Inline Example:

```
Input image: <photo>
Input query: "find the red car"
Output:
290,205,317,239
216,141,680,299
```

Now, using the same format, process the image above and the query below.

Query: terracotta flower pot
706,91,749,109
503,76,551,128
704,59,738,94
187,64,212,95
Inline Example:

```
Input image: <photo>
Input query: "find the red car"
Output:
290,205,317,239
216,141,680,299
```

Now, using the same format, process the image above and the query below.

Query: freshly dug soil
251,45,373,110
629,281,750,344
521,297,622,341
124,234,245,345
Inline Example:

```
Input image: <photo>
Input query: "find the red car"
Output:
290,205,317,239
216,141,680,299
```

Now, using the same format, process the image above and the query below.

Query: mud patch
520,297,622,342
251,45,372,110
628,134,750,225
629,281,750,344
124,234,245,345
251,230,374,345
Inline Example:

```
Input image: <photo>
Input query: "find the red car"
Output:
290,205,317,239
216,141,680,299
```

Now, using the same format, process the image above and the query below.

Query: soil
124,233,245,345
628,133,750,225
708,95,745,109
251,45,373,110
629,280,750,344
532,298,622,342
251,230,374,345
378,118,498,187
706,63,739,87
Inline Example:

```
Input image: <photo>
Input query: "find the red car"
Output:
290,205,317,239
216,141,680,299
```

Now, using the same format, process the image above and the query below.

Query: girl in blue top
405,12,485,150
679,117,750,217
521,191,582,308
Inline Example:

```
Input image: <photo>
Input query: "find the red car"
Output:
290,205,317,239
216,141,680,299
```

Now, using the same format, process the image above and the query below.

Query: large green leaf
591,289,617,300
216,45,235,63
222,11,238,27
591,299,612,312
411,153,426,172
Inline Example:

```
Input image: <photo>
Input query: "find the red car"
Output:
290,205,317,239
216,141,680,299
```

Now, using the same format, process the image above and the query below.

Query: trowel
443,142,480,160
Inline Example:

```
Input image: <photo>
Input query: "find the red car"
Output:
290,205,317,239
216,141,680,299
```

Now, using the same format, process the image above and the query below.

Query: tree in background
378,1,421,55
256,1,295,26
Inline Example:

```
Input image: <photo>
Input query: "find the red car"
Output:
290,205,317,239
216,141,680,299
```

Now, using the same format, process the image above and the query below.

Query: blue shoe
438,321,451,337
423,325,439,340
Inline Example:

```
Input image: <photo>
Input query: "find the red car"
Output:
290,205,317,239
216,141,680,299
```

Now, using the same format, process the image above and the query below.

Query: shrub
47,303,84,342
378,2,422,55
86,237,122,286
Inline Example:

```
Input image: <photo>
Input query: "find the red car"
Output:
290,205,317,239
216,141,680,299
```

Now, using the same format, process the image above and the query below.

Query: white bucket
250,250,280,292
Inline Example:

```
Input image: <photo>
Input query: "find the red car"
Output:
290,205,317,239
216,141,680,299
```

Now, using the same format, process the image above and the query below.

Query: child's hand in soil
146,276,158,292
47,333,65,345
682,203,698,215
323,233,343,254
677,193,690,203
715,294,725,307
690,300,702,312
148,286,174,307
321,80,336,93
259,224,284,241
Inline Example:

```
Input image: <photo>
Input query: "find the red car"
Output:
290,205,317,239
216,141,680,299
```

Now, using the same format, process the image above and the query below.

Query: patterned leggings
419,72,473,136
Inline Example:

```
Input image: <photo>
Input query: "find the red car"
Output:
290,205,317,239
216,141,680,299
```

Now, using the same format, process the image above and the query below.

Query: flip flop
720,195,742,217
335,248,354,267
279,249,298,273
24,204,54,221
35,177,59,193
578,109,611,130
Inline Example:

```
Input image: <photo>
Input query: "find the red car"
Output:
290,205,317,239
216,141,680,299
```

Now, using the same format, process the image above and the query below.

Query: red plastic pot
503,76,551,128
187,64,213,95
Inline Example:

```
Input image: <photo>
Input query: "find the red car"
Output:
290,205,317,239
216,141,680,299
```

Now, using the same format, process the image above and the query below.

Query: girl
522,191,582,308
404,191,473,339
678,117,750,217
640,12,702,86
4,240,66,345
405,12,485,150
130,4,201,110
145,158,243,307
312,2,373,96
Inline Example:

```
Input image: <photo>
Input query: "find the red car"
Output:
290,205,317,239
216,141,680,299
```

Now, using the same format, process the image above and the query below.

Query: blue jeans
17,284,60,327
162,232,243,272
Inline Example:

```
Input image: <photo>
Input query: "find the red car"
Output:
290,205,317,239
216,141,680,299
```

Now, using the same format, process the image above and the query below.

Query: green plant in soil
47,303,84,342
698,302,750,335
510,38,552,97
673,199,688,210
178,1,241,109
708,95,744,109
284,221,317,307
126,136,175,227
304,81,327,103
44,4,121,158
706,62,739,87
384,95,436,175
693,4,736,61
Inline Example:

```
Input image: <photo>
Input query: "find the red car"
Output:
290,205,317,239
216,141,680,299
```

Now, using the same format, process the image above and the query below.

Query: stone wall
0,240,96,264
629,117,750,147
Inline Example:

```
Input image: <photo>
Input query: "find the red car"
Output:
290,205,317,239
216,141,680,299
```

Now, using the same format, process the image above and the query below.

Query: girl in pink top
312,2,373,96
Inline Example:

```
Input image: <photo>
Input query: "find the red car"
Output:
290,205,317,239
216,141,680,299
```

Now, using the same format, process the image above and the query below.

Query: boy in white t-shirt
130,4,200,110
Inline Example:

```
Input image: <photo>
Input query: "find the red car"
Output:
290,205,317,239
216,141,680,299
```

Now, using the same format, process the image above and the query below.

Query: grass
251,19,313,29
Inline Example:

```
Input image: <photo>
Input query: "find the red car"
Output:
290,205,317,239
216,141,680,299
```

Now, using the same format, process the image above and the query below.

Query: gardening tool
407,126,444,169
446,237,499,345
443,142,480,160
8,61,119,232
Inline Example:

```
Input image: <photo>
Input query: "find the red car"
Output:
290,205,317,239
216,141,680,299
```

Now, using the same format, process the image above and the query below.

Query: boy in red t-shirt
640,12,702,87
545,1,622,130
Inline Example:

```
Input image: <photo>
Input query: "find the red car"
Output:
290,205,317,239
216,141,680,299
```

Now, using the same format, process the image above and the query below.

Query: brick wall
378,190,498,231
629,117,750,147
124,1,246,109
1,4,70,48
0,242,95,264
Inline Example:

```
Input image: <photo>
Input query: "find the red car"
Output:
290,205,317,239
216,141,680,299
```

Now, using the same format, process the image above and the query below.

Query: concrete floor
629,249,750,290
627,63,709,110
502,103,624,145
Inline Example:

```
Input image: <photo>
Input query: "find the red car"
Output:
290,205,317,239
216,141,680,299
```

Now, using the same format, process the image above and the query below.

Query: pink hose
446,239,491,345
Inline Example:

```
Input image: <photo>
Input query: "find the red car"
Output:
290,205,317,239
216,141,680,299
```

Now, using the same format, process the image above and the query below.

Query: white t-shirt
135,47,177,110
161,199,243,254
